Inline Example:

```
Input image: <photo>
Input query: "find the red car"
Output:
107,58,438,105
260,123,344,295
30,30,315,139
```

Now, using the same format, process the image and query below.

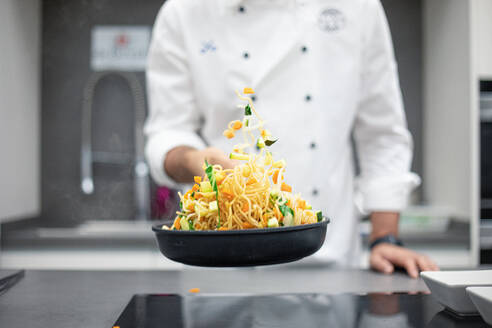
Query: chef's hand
370,243,439,278
165,146,238,183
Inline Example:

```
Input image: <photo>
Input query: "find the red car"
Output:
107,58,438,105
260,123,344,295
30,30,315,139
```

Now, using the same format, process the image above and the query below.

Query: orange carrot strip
189,288,200,293
242,202,249,212
244,87,254,94
174,217,181,230
281,182,292,193
218,227,229,231
272,170,280,184
194,176,202,184
242,222,254,229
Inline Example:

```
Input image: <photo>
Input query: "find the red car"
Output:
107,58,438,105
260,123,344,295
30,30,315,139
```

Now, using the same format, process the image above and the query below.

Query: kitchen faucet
80,71,150,220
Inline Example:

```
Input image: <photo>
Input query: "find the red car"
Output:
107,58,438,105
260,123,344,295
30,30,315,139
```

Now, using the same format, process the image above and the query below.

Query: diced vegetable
316,211,323,222
244,104,252,116
245,118,249,127
229,153,250,160
174,217,181,230
204,160,220,226
272,170,280,184
223,129,235,139
194,176,202,184
188,218,195,230
279,204,294,218
281,182,292,192
256,137,265,149
283,212,294,226
209,200,218,213
268,218,279,228
180,217,189,230
232,120,243,130
244,87,255,94
243,222,255,229
195,203,209,216
200,181,212,193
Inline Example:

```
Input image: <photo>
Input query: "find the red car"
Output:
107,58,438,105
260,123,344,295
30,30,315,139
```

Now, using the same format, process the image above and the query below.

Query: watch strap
369,234,403,250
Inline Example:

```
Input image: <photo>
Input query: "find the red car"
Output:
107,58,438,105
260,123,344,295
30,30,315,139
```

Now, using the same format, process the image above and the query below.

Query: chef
144,0,438,276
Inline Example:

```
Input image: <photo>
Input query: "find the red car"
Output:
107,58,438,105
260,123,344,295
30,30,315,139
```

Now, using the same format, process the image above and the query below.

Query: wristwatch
369,234,404,250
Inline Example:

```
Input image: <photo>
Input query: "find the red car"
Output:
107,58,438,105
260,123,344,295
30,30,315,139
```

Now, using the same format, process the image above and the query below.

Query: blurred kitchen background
0,0,491,270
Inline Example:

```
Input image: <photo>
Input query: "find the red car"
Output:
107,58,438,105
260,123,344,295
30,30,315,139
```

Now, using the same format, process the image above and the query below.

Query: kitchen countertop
0,268,429,328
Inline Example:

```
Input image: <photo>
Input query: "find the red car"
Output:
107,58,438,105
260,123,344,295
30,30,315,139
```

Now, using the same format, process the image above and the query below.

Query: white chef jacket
144,0,420,266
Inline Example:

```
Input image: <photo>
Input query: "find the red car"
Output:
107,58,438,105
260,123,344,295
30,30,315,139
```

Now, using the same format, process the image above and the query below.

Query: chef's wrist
165,146,201,183
369,211,399,243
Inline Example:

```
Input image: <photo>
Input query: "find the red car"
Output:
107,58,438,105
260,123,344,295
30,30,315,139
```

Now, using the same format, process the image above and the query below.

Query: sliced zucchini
229,152,250,161
267,218,279,228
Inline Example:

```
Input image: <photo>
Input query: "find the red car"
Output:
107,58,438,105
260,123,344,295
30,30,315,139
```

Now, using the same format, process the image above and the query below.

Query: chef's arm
355,1,438,277
164,146,236,183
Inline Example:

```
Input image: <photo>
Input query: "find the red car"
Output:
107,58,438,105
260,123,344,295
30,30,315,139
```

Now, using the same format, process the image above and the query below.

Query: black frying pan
152,218,329,267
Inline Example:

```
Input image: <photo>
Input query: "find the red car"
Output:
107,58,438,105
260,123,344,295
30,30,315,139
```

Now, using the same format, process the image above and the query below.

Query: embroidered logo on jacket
200,41,217,54
318,8,346,32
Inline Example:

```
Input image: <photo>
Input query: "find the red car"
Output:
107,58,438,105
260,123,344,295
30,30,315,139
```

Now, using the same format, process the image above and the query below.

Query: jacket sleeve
353,0,420,213
144,1,205,188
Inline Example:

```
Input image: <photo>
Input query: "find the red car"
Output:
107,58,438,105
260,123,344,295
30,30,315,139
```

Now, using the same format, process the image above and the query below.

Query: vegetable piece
245,118,249,127
243,222,254,229
189,288,200,293
188,218,195,230
267,218,279,228
232,120,243,130
223,129,235,139
218,227,229,231
209,200,218,213
204,160,220,226
215,171,225,185
174,217,181,230
272,170,280,184
195,203,208,216
229,152,250,160
316,211,323,222
279,204,294,218
244,104,252,116
194,176,202,184
200,181,213,193
243,87,255,94
256,137,265,149
283,212,294,226
180,217,190,230
281,182,292,192
264,137,278,146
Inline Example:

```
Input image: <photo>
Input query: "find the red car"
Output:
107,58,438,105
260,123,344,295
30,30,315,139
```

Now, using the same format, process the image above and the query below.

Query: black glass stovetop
113,293,489,328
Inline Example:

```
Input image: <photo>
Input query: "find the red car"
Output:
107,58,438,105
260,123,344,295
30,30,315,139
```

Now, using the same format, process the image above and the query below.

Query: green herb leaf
279,205,294,218
244,104,252,116
204,160,220,227
188,218,195,230
264,137,278,146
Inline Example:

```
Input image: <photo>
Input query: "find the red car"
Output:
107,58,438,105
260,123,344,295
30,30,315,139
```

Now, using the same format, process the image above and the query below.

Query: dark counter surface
0,268,429,327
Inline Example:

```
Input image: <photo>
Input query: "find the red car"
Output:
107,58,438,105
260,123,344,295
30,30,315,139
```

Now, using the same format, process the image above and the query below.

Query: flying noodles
163,88,323,231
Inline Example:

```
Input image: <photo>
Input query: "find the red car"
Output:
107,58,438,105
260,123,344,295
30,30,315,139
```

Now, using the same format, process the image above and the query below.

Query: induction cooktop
112,293,489,328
